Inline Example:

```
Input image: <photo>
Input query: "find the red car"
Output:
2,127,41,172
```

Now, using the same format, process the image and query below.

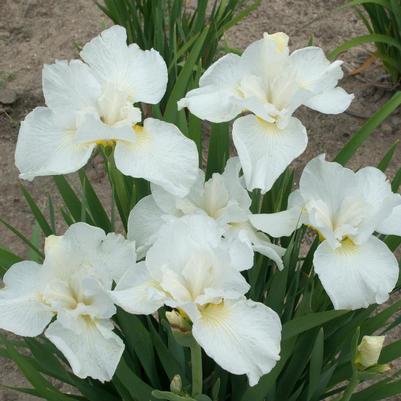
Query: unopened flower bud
170,374,182,393
166,310,191,333
355,336,385,370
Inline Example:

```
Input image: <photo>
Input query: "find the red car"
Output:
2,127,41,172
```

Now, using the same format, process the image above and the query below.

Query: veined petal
0,261,53,336
178,54,245,122
127,195,166,259
304,87,354,114
233,115,307,193
42,60,100,112
80,25,167,103
45,320,124,382
192,299,281,386
111,262,166,314
15,107,94,180
114,118,198,197
314,236,399,310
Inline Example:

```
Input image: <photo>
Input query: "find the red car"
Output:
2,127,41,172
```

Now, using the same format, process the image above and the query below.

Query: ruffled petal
80,25,167,103
44,222,135,286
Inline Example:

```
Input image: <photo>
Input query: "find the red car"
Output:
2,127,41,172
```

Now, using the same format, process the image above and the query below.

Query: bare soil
0,0,400,400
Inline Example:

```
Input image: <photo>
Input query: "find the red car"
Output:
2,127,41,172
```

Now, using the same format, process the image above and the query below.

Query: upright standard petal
314,236,399,310
178,54,245,122
241,32,289,83
15,108,94,180
80,25,167,104
233,114,307,193
0,261,53,336
127,195,167,259
114,118,198,197
192,299,281,386
45,320,124,382
299,155,355,211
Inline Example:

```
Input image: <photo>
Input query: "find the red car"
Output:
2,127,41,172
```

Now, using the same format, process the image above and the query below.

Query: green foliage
331,0,401,83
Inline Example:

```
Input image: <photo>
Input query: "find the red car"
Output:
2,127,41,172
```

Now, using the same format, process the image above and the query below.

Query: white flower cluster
15,26,198,197
0,25,399,387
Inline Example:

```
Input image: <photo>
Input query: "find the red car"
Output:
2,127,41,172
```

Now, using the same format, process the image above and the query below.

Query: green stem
338,372,360,401
190,343,203,397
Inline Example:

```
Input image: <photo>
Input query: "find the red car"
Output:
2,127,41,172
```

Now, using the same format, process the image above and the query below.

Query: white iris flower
111,215,282,386
251,155,401,310
0,223,137,381
178,32,353,193
15,25,198,197
127,157,285,268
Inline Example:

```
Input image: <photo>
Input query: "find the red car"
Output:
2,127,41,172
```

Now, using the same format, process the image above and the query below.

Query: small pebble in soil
0,89,17,105
2,391,19,401
381,123,393,136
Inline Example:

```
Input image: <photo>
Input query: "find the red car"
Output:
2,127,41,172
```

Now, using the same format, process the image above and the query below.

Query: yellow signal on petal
95,139,115,147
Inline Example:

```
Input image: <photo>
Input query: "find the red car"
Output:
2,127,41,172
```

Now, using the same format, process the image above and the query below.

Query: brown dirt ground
0,0,400,400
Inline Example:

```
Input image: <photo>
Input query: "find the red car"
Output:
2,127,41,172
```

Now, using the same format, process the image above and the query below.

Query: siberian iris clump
0,17,401,401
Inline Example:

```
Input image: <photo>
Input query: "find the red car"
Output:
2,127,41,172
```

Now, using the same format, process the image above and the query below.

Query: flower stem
190,343,203,397
338,372,359,401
